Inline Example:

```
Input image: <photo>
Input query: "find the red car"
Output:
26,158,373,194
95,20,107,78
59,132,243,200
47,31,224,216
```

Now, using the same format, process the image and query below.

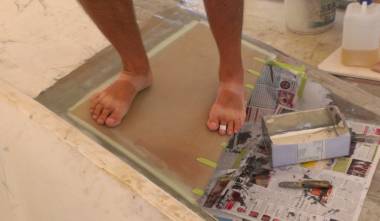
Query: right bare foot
90,70,152,127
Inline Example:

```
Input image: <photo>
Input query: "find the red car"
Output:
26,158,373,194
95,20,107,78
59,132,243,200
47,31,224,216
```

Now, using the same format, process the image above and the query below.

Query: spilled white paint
297,79,333,110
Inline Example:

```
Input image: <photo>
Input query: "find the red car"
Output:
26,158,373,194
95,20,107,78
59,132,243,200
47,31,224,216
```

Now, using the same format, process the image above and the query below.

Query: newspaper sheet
201,62,380,221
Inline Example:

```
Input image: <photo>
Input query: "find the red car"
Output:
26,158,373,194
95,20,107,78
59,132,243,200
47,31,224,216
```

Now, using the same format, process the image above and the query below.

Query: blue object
360,0,373,4
218,217,233,221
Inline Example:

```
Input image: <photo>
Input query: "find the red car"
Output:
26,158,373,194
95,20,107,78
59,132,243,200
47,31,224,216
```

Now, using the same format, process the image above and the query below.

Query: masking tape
221,142,228,149
247,69,261,77
245,83,255,90
192,188,205,197
196,157,218,169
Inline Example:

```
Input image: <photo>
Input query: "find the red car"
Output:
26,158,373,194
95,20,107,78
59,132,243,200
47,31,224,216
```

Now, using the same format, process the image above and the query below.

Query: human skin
78,0,245,136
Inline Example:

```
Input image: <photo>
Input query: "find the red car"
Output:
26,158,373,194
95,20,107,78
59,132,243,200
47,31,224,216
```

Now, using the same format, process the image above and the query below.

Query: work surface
69,23,262,203
3,0,380,220
65,21,380,220
29,1,380,221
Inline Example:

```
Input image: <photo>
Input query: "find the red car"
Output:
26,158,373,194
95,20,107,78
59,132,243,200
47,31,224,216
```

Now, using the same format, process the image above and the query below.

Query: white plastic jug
342,1,380,67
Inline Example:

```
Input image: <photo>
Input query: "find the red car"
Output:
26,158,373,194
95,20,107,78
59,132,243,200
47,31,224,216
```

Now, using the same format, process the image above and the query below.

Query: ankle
118,69,153,90
219,70,244,86
219,62,244,84
120,69,152,79
122,59,152,76
218,81,244,95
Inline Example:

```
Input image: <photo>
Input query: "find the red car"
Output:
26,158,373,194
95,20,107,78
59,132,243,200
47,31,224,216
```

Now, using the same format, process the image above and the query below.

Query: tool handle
302,180,331,189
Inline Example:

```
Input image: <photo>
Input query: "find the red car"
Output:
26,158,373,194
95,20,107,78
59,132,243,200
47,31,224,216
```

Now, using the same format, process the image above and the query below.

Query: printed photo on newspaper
200,60,380,221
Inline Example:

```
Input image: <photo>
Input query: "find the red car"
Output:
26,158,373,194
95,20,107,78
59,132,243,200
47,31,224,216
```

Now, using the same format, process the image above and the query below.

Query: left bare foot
207,80,246,136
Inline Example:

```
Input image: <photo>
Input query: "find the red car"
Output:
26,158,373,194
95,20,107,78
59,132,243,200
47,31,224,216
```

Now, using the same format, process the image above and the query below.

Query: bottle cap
360,0,373,4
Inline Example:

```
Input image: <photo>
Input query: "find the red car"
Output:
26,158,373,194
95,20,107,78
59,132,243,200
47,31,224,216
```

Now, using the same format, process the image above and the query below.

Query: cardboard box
262,106,351,167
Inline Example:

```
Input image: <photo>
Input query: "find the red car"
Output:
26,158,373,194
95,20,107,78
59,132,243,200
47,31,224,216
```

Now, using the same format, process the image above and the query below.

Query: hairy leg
204,0,246,135
78,0,152,127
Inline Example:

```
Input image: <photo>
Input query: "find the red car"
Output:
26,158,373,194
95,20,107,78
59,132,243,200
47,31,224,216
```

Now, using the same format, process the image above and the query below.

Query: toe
97,108,112,125
207,116,219,131
105,110,123,127
219,120,227,136
90,94,100,108
89,100,97,114
92,103,103,120
90,93,105,113
90,93,99,103
227,121,234,136
241,111,246,123
234,119,242,133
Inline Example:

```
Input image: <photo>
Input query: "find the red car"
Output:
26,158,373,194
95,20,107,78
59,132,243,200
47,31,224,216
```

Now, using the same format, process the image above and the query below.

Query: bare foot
207,81,246,136
90,70,152,127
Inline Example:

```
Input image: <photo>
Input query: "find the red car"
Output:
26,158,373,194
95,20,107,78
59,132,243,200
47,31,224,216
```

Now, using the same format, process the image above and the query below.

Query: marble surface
0,77,205,221
0,0,175,97
0,79,170,221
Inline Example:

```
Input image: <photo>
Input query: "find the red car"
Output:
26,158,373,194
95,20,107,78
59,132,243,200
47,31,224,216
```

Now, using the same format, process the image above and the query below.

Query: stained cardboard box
262,106,351,167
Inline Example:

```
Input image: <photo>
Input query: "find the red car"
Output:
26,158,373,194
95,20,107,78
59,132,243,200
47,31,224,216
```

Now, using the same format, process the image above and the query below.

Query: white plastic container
285,0,336,34
262,106,351,168
342,2,380,67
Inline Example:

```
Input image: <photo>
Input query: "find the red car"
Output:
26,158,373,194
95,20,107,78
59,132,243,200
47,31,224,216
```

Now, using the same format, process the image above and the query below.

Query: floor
0,81,170,221
182,0,380,99
1,0,380,220
0,0,176,97
2,0,378,99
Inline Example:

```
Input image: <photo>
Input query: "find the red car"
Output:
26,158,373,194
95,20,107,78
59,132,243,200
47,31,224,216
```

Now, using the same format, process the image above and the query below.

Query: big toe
207,117,219,131
105,111,123,128
96,108,112,125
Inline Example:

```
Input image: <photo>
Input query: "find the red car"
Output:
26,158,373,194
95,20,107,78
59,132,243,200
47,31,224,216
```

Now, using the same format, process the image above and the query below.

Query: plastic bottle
342,0,380,67
285,0,336,34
